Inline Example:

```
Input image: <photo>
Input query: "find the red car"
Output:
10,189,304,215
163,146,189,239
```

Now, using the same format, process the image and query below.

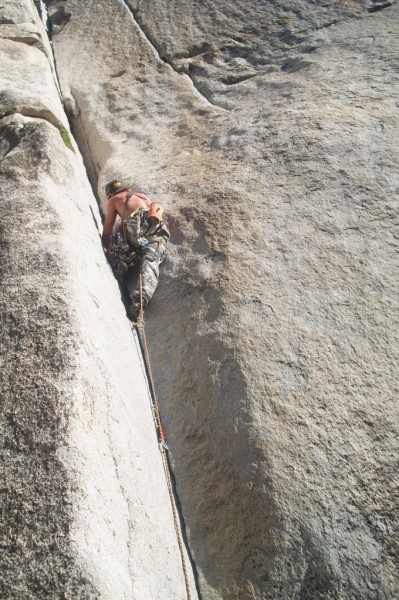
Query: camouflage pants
125,241,166,307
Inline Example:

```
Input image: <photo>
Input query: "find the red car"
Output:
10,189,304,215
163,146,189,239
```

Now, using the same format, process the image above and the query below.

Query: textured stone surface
48,0,399,598
0,1,197,598
0,0,55,66
0,38,64,125
5,0,399,598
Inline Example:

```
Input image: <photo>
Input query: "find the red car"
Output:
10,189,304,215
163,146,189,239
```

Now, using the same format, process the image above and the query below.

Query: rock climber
102,179,169,318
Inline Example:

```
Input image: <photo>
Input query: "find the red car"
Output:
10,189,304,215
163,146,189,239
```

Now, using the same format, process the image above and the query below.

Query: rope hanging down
132,257,192,600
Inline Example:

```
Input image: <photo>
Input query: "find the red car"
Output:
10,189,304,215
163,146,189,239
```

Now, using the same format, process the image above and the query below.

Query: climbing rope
132,258,192,600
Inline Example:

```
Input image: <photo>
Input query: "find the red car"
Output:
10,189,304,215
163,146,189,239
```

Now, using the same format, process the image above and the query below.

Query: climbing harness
132,260,192,600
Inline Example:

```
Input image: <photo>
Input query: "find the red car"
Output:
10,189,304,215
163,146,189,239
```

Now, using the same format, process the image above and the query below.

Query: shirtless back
102,189,151,250
114,190,151,218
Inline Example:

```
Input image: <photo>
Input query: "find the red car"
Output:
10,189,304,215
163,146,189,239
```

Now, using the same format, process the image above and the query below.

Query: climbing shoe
131,295,148,321
132,302,141,321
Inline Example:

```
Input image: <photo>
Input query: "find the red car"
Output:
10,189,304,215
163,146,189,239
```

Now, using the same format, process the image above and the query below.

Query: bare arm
102,197,117,251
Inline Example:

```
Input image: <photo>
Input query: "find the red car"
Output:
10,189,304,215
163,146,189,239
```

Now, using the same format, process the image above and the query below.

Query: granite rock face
0,1,196,598
1,0,398,598
47,1,399,598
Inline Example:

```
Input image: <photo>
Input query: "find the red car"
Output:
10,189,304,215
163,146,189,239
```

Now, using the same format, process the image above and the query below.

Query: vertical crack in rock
39,6,100,194
26,0,399,597
134,329,203,599
33,0,48,23
1,2,200,597
165,449,203,600
122,0,225,110
62,89,101,195
39,5,202,593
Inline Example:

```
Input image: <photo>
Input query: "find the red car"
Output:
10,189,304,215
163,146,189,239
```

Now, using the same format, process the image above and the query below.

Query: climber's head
105,179,129,197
